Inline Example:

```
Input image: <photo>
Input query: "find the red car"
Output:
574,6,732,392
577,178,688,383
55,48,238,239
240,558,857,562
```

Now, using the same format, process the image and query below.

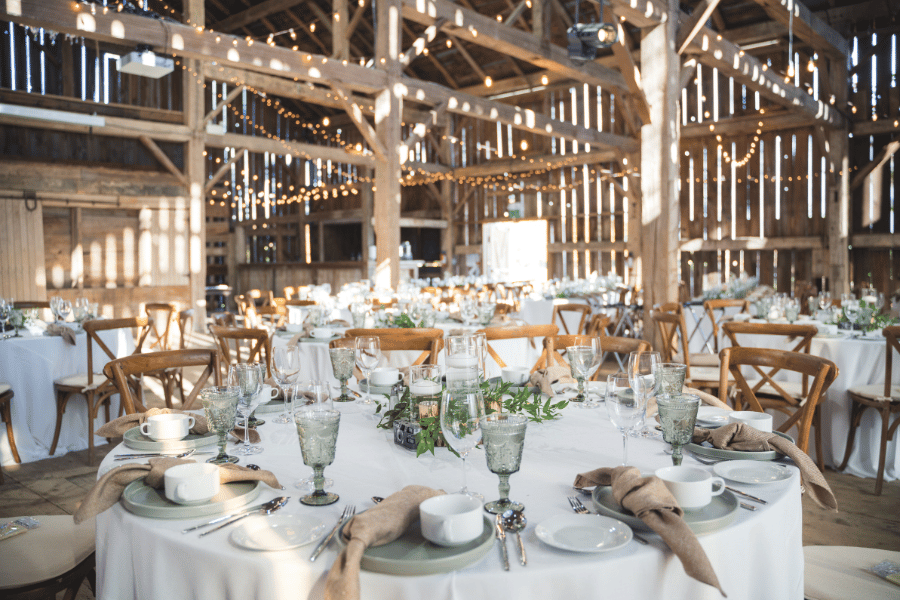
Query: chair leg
839,402,866,471
3,402,19,463
875,405,891,496
813,408,824,473
49,389,70,456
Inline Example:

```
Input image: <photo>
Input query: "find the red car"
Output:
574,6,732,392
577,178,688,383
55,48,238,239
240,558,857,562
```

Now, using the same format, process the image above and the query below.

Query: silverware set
309,505,356,562
113,449,200,461
182,497,290,536
567,497,650,545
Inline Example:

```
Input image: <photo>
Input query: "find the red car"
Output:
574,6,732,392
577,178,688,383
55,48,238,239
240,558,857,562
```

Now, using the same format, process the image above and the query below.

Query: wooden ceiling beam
207,132,375,167
401,0,629,94
139,135,187,185
676,0,721,55
203,84,244,126
211,0,304,32
205,149,246,194
747,0,848,59
329,82,388,161
681,109,817,138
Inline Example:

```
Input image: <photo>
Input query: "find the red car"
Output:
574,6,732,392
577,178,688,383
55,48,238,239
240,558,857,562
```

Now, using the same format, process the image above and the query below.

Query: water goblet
272,345,301,424
818,291,832,312
459,297,477,327
355,336,382,409
229,363,264,456
482,413,527,514
294,407,341,506
294,381,336,492
440,387,486,499
628,351,660,437
350,303,367,328
657,394,700,466
784,299,800,323
605,372,646,465
0,300,10,337
477,303,495,326
566,345,593,403
200,386,241,465
329,338,356,403
655,363,687,399
49,296,62,323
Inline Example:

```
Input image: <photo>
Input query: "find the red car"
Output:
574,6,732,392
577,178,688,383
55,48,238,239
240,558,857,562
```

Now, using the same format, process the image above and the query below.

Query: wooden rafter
203,85,244,126
401,102,448,164
748,0,848,59
329,82,388,162
676,0,721,55
400,19,445,67
139,136,187,186
610,23,650,125
211,0,304,32
851,141,900,190
205,149,246,194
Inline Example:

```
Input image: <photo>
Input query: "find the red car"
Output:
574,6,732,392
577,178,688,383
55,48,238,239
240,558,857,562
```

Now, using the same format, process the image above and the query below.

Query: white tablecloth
95,401,803,600
0,328,134,465
737,331,900,481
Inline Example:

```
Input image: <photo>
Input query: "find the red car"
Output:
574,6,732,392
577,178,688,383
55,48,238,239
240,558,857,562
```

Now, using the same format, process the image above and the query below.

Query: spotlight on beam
566,23,617,64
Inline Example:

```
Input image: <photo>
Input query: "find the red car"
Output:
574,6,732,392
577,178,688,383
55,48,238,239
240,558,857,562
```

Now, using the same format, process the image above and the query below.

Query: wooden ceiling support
207,131,375,167
203,85,244,127
850,140,900,191
205,149,246,194
611,23,650,125
400,19,444,67
676,0,721,55
747,0,848,60
139,136,187,185
211,0,304,32
329,82,388,161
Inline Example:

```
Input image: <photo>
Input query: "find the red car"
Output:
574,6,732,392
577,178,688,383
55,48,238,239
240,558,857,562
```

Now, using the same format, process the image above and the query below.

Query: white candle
446,354,478,369
410,380,442,396
862,295,878,304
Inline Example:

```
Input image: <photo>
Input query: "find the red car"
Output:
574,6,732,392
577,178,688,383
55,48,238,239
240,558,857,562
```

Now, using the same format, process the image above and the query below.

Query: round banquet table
0,327,134,465
95,400,804,600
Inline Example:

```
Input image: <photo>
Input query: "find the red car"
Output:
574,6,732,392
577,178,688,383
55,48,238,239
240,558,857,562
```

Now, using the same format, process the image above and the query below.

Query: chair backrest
208,325,272,378
881,326,899,397
650,307,689,366
342,328,444,366
721,322,817,401
144,302,179,350
256,305,286,329
719,347,837,454
82,316,153,387
285,299,317,307
585,313,611,337
104,349,221,413
551,304,591,336
703,299,749,352
540,334,652,378
211,312,237,328
13,300,50,309
479,324,559,370
177,309,193,350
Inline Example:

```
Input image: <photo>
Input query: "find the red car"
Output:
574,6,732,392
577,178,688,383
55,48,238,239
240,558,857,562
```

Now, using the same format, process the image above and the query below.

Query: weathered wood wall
0,198,46,299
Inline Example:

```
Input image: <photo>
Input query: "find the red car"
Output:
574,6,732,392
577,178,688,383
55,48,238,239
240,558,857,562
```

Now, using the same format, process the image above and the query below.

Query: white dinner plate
535,514,632,553
230,515,326,551
695,407,731,426
713,460,793,484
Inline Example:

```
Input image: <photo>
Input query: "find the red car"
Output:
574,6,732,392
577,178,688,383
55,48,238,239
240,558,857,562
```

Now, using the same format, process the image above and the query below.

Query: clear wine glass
294,381,335,491
57,299,72,324
582,336,605,407
0,300,10,339
355,336,381,408
567,345,593,404
440,386,486,499
228,363,264,456
628,351,660,437
49,296,61,323
818,291,832,312
272,345,301,424
605,372,646,465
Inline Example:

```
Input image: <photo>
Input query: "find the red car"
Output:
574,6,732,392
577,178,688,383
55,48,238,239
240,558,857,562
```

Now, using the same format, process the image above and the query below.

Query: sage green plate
592,487,738,536
123,427,218,452
335,515,494,575
686,431,795,462
120,479,262,519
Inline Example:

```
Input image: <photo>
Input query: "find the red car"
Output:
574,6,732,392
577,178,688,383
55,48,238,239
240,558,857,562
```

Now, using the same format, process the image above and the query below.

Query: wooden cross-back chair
540,335,652,379
479,324,559,371
840,326,900,495
551,303,591,336
286,299,317,307
143,303,179,350
0,383,19,483
256,304,287,329
13,301,50,309
104,349,221,414
703,299,750,353
720,347,837,470
208,325,273,379
139,308,196,409
211,311,237,328
342,328,444,366
721,322,818,405
585,313,612,337
51,316,152,464
650,307,723,391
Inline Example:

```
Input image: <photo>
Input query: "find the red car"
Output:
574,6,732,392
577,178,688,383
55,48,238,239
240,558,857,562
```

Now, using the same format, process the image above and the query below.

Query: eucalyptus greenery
376,311,421,329
375,378,567,457
838,300,899,332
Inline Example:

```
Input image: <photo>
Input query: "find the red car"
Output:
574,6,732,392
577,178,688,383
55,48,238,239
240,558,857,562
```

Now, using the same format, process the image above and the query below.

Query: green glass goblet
656,363,687,399
294,407,341,506
657,394,700,466
200,386,241,465
482,413,527,514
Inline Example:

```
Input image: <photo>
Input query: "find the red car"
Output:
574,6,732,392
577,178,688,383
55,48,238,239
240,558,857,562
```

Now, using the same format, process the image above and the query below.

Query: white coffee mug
501,366,531,386
727,411,773,433
164,463,220,505
311,327,332,339
370,367,400,387
420,494,484,547
258,385,279,404
656,466,726,509
140,413,195,441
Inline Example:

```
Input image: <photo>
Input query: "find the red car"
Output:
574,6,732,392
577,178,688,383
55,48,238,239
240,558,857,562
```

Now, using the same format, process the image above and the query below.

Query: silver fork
567,496,649,545
309,504,356,562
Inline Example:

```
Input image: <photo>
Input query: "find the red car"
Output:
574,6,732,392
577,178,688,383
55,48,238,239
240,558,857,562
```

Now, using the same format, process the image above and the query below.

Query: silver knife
725,486,768,505
181,501,270,533
494,514,510,571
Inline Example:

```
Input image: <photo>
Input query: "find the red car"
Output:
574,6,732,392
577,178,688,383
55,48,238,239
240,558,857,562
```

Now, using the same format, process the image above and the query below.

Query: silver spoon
501,509,527,566
198,496,289,537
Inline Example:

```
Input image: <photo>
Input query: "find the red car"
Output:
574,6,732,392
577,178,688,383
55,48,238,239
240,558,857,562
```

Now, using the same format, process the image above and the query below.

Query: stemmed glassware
229,363,265,456
355,336,381,409
0,300,10,339
200,386,241,464
656,363,687,399
49,296,61,323
567,345,593,404
459,297,477,327
271,346,301,424
482,413,527,514
657,394,700,466
818,291,832,312
57,299,72,324
329,338,356,403
294,405,341,506
440,386,486,499
294,381,335,491
628,351,660,437
605,372,646,465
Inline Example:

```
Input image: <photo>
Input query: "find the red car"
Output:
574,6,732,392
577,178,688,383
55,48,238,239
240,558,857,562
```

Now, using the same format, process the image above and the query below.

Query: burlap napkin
329,319,351,327
529,366,575,396
73,458,281,524
573,466,726,596
325,486,444,600
692,423,837,510
46,323,76,345
647,386,732,417
96,408,260,444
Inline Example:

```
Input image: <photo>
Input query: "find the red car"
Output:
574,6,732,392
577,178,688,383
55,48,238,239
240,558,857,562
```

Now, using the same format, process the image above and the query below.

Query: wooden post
440,118,454,277
639,0,680,312
826,57,850,295
374,0,403,289
333,0,349,60
184,0,207,328
361,166,374,279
